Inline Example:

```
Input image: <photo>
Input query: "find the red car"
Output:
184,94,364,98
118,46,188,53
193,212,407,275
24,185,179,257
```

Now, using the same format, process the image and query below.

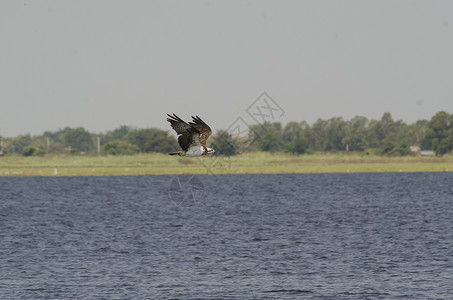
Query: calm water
1,173,453,299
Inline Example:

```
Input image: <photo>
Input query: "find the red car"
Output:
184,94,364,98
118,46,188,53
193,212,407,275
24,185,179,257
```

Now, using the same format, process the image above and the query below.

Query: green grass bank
1,152,452,176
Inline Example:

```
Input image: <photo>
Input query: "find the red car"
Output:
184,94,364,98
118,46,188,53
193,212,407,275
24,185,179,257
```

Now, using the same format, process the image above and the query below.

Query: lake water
1,173,453,299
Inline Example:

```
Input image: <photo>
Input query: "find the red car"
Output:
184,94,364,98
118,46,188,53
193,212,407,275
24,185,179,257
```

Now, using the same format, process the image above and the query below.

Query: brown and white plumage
166,113,214,156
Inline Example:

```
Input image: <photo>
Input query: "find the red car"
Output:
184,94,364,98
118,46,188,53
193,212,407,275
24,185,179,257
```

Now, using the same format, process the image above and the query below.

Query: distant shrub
102,140,140,155
22,146,45,157
210,130,238,156
304,149,315,155
127,128,178,153
69,148,80,155
363,148,383,156
285,137,307,154
383,143,410,157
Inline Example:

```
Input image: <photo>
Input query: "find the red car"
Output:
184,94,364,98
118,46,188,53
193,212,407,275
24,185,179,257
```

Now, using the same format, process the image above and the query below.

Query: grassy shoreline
1,152,452,176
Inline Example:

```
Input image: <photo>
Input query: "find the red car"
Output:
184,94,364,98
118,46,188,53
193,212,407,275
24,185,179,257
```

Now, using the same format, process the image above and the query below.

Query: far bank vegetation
1,111,452,158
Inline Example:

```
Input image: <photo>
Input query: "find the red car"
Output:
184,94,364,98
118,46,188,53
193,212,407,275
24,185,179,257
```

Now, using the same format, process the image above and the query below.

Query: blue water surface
1,173,453,299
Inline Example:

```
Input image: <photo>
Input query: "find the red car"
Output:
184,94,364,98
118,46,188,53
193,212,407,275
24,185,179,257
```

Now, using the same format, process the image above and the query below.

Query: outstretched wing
189,116,212,148
167,114,200,151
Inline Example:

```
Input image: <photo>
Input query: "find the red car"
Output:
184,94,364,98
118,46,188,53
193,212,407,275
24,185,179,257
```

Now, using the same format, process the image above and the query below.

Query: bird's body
183,145,204,157
167,114,214,157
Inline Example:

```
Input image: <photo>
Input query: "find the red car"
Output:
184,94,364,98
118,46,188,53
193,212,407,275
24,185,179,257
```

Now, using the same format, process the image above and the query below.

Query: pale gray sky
1,0,452,137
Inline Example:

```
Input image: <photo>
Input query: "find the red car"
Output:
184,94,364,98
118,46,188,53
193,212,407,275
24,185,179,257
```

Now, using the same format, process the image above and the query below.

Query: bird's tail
168,151,183,156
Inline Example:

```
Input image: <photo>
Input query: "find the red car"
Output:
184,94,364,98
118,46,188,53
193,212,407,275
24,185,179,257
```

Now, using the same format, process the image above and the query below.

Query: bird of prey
166,114,214,156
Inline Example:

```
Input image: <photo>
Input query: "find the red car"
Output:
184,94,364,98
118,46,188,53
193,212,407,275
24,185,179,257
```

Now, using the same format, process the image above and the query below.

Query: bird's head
206,147,215,155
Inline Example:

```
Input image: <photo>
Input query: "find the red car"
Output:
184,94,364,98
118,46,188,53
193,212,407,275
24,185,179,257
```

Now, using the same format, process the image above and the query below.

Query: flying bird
167,114,215,156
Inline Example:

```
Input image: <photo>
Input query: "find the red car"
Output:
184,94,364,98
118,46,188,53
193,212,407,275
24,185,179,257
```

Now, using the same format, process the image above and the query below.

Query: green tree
63,127,94,152
426,111,453,155
412,119,429,146
309,118,347,151
128,128,178,153
249,122,283,152
22,146,45,156
310,119,328,151
210,130,238,156
282,121,303,144
367,119,385,148
344,116,369,151
8,134,32,154
283,121,308,154
381,112,397,144
407,119,431,150
102,125,133,144
286,136,307,154
102,140,139,155
325,117,347,151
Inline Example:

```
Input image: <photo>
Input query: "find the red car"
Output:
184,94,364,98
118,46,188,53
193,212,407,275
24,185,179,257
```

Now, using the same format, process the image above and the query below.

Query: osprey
167,113,215,156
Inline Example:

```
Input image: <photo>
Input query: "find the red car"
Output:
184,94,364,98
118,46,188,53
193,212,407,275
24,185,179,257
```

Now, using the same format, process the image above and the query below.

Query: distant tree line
0,111,452,157
0,126,178,156
211,111,453,156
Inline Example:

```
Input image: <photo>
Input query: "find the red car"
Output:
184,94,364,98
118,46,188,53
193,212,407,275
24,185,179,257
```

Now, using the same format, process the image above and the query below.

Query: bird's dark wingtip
167,113,188,124
167,113,178,123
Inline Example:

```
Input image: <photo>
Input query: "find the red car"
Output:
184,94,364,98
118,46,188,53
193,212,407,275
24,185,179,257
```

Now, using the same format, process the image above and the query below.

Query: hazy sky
1,1,453,137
